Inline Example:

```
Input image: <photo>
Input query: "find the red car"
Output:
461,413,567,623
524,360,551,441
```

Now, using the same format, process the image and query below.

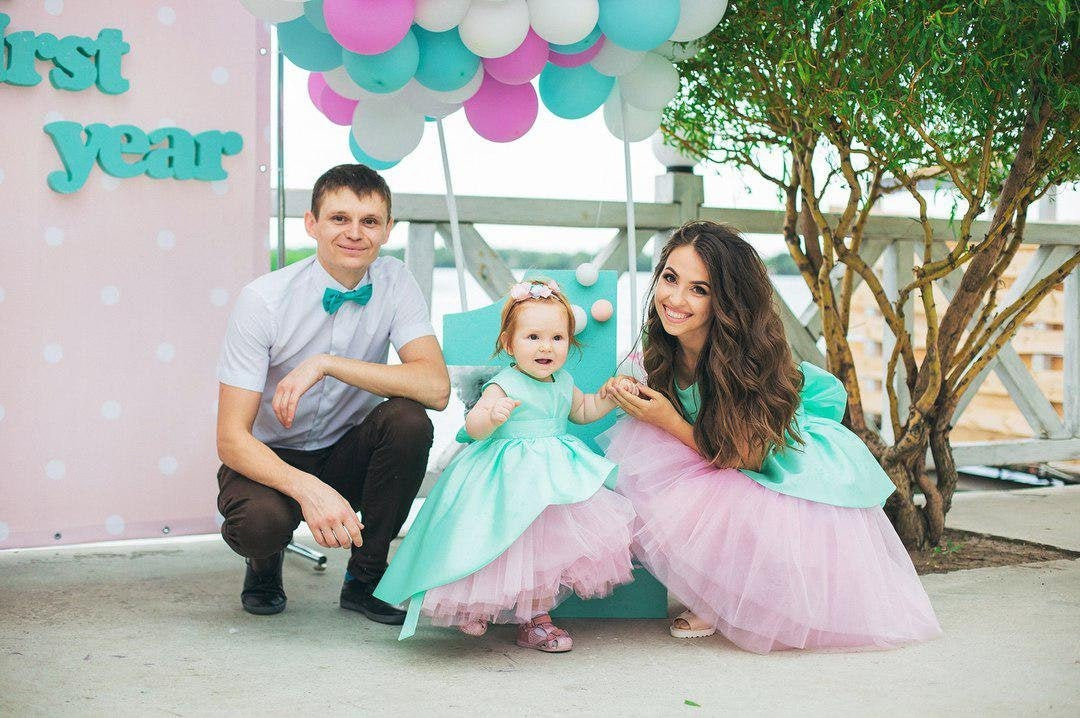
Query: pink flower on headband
509,280,561,302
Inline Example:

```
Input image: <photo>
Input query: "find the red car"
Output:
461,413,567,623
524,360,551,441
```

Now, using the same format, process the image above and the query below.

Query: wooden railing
272,174,1079,468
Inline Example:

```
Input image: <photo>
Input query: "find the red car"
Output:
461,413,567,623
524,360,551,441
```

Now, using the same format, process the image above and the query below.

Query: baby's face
505,302,571,381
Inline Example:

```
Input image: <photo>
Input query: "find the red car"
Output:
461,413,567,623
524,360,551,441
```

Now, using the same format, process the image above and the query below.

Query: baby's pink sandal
459,619,488,636
516,614,573,653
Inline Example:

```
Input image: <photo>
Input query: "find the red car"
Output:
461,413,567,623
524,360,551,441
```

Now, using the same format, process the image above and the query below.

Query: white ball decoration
400,80,463,119
618,53,680,111
529,0,599,46
603,90,662,142
571,304,588,335
414,0,471,32
670,0,728,42
323,66,378,101
590,299,613,322
575,262,599,287
458,0,530,59
590,38,645,77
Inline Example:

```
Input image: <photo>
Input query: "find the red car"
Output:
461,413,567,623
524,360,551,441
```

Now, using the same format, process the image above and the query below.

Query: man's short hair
310,164,392,219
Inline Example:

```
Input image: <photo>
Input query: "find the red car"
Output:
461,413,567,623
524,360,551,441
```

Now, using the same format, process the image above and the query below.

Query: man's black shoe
241,551,286,615
340,574,406,625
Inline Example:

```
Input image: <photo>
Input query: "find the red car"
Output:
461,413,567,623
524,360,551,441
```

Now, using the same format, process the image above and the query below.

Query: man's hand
272,354,329,428
296,477,365,549
489,397,521,426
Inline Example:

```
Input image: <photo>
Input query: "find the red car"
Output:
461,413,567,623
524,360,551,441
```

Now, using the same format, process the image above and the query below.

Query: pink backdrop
0,2,269,548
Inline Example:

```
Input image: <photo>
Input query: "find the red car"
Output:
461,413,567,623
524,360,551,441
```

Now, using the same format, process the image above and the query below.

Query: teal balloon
349,132,399,170
303,0,328,34
538,63,614,119
597,0,680,52
550,25,601,55
343,29,418,93
414,27,480,92
277,16,342,71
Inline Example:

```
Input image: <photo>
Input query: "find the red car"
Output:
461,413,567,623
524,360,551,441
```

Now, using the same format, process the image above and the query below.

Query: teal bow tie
322,284,373,315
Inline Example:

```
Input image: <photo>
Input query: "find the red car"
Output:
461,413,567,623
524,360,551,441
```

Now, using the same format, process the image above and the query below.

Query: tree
664,0,1080,547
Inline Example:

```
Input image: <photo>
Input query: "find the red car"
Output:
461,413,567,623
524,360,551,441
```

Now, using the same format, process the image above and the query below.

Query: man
215,164,449,623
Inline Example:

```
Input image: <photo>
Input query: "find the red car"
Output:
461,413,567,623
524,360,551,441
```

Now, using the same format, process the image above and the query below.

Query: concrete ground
2,487,1078,717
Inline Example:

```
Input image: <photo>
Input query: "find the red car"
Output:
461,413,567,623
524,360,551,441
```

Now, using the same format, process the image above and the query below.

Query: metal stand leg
286,541,327,571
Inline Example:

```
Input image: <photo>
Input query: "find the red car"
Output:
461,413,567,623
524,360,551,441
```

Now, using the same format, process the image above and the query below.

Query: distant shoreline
270,247,799,274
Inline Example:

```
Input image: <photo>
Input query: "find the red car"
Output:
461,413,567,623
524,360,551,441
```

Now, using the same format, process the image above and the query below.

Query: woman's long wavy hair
642,221,803,469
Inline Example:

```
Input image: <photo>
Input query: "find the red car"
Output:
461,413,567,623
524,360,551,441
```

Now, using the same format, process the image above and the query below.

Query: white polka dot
0,405,5,422
44,0,64,16
101,175,120,191
0,167,5,184
43,344,63,363
43,110,65,125
210,288,229,307
157,6,176,25
0,287,5,302
158,456,179,476
211,67,229,85
44,227,64,247
156,343,175,362
45,460,66,480
0,521,8,542
100,286,120,305
156,229,176,250
211,180,229,196
105,515,125,535
101,400,122,420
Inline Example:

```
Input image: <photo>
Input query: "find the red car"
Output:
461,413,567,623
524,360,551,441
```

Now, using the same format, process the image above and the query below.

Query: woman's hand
611,382,680,430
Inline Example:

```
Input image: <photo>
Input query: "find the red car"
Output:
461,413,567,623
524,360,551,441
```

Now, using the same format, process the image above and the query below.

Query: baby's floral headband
509,279,561,302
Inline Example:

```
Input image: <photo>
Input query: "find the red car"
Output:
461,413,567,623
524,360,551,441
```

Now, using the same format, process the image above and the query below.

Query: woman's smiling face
653,244,712,348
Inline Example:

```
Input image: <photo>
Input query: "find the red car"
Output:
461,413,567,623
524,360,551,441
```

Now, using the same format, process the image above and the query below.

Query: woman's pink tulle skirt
603,418,942,654
421,488,636,627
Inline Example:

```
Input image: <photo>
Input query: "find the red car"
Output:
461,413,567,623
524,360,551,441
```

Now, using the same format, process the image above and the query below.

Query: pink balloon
482,29,549,86
308,72,328,112
318,85,359,126
323,0,415,55
547,35,603,68
464,72,537,142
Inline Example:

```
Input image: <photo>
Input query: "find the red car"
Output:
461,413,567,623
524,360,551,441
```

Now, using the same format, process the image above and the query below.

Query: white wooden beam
776,288,826,367
434,223,515,302
1064,266,1079,437
945,438,1080,467
405,222,435,307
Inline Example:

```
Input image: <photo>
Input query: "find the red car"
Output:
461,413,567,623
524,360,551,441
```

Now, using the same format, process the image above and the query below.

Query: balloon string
619,89,638,348
437,119,469,312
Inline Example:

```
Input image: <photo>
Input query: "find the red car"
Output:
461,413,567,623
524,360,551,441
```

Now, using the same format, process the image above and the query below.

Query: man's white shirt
218,255,435,450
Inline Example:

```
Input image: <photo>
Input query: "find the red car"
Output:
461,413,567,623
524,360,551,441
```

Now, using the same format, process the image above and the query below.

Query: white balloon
603,90,662,142
656,39,702,62
528,0,599,46
575,262,599,287
571,304,588,335
651,130,700,168
618,53,679,111
670,0,728,42
400,80,463,119
590,37,645,77
415,0,471,32
458,0,530,58
238,0,303,23
351,100,425,162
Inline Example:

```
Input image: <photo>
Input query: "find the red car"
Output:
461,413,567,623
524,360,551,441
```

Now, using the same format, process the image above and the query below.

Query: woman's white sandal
669,610,716,639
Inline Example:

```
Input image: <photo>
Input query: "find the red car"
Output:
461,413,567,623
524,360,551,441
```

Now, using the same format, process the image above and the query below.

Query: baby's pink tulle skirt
603,418,942,654
421,489,636,626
